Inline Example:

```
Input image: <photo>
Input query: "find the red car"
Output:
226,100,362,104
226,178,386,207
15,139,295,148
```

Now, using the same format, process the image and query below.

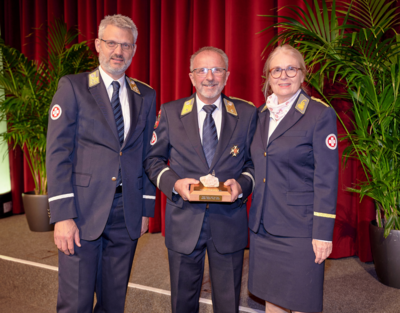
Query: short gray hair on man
190,46,229,72
98,14,138,44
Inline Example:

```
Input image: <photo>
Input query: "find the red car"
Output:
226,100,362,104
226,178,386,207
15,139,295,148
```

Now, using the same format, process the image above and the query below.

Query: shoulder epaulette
311,96,329,107
132,78,153,90
229,96,255,107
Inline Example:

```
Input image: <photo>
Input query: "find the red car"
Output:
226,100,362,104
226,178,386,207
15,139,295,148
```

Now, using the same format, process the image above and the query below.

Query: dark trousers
57,194,138,313
168,209,244,313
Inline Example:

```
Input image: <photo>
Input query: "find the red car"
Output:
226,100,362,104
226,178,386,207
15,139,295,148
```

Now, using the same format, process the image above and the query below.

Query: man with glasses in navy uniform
145,46,257,313
46,14,156,312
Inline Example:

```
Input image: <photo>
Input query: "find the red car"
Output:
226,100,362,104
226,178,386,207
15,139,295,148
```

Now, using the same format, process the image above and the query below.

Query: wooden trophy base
189,182,232,202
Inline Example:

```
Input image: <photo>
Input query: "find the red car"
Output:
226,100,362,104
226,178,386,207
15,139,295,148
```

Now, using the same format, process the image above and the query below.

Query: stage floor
1,214,400,312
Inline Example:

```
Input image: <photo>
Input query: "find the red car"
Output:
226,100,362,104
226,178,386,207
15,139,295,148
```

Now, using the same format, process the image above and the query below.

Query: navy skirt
248,224,325,312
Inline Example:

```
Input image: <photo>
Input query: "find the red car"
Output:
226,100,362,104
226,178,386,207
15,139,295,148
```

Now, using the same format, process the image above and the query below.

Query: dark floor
0,214,399,312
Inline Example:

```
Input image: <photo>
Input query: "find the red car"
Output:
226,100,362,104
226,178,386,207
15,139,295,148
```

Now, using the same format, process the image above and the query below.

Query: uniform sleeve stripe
242,172,255,192
143,195,156,199
314,212,336,219
157,168,170,189
48,193,74,203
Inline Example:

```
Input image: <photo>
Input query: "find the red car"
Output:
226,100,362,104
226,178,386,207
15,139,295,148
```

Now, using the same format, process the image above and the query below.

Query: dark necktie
202,104,218,167
111,81,124,186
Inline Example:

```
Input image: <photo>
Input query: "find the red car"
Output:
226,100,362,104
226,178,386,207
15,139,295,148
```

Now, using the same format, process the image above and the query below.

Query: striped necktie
202,104,218,167
111,81,124,186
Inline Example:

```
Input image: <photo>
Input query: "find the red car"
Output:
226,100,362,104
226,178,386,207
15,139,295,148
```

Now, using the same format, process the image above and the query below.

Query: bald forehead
193,51,227,68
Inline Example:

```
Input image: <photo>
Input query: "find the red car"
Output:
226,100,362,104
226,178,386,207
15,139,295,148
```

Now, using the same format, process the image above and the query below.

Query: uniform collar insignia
181,98,194,116
127,77,141,94
295,93,309,114
224,98,237,116
88,69,100,88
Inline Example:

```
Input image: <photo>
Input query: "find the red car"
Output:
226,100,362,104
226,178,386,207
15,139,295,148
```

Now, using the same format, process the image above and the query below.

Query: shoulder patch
295,94,309,114
311,96,329,107
88,69,100,87
224,99,238,116
132,78,153,90
229,96,255,107
181,98,194,116
127,77,141,94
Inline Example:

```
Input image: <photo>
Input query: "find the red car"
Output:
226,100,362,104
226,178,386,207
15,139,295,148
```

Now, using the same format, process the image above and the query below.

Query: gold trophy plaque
189,182,232,202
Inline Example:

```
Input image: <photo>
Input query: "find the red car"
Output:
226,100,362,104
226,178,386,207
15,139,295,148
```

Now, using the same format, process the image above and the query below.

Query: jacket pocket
72,173,91,187
286,191,314,205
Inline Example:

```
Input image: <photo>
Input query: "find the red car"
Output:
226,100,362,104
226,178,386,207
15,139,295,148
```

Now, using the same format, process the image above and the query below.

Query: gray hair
263,44,307,97
98,14,138,44
190,46,229,72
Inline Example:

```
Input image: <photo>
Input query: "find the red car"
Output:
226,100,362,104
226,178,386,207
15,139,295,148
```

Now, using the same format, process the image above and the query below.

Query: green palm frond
260,0,400,235
0,19,98,195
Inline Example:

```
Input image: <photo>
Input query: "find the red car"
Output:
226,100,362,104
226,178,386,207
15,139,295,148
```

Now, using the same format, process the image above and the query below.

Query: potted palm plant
0,18,98,231
259,0,400,287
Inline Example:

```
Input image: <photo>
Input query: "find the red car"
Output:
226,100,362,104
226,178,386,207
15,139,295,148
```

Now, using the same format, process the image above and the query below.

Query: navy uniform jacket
144,93,257,254
46,68,156,241
249,91,338,241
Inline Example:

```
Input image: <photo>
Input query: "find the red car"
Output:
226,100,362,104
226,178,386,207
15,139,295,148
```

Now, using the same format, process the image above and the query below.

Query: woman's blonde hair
262,44,308,98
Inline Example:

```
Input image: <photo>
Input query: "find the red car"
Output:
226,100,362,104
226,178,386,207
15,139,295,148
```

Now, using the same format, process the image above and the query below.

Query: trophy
189,171,232,202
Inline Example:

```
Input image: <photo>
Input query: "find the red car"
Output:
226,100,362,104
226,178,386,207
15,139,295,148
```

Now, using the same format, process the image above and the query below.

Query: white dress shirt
99,66,130,139
267,89,300,142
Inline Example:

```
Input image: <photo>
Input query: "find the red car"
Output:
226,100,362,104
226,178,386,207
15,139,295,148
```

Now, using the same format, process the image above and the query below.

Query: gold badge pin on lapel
88,69,100,87
295,94,309,114
181,98,194,116
128,78,141,94
224,99,238,116
230,145,240,157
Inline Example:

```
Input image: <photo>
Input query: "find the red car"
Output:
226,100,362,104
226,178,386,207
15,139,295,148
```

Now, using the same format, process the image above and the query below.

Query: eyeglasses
191,67,226,77
269,66,302,78
100,39,134,51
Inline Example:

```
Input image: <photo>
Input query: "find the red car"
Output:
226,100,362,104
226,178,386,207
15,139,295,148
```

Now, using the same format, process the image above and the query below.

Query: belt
115,185,122,194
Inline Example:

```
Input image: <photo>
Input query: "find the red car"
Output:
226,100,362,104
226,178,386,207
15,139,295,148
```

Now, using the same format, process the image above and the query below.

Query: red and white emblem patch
51,104,62,120
150,131,157,145
325,134,337,150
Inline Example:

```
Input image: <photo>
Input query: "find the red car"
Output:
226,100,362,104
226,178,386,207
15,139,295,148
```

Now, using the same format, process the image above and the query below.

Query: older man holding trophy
144,46,257,313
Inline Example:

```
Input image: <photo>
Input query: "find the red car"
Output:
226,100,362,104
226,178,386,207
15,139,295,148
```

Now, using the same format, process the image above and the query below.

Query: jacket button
112,177,117,181
120,152,122,156
263,178,266,183
264,152,267,157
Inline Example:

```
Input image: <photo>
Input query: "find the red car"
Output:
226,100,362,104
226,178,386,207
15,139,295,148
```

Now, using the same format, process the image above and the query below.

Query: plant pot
369,220,400,289
22,192,54,232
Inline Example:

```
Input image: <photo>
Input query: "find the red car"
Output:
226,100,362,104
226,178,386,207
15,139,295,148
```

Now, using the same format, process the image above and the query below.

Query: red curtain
0,0,375,262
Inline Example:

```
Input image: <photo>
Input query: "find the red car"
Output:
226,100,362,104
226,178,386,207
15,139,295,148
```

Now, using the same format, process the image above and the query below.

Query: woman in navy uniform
248,45,338,313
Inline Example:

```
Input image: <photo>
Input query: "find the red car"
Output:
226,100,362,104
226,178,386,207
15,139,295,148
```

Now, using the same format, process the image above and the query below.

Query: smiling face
268,51,304,103
189,51,230,104
95,24,137,80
